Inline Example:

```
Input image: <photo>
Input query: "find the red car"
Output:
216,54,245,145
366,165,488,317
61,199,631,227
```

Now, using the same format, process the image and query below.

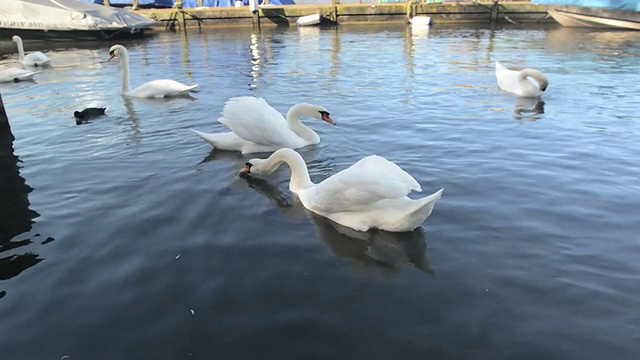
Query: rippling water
1,23,639,359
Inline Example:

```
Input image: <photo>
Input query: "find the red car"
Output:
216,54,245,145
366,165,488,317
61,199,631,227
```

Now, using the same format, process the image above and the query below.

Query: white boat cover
0,0,158,32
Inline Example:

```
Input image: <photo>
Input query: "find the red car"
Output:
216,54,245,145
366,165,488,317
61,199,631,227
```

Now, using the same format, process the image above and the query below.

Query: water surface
1,23,639,359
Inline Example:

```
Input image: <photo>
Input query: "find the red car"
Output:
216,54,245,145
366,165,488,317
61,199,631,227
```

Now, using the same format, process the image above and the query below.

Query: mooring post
132,0,140,10
104,0,110,6
330,0,339,23
490,0,499,23
250,0,261,31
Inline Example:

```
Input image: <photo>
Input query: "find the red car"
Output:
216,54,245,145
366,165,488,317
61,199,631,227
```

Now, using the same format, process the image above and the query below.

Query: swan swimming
240,148,443,232
108,44,198,98
11,35,51,68
191,96,335,154
495,61,548,97
0,67,40,83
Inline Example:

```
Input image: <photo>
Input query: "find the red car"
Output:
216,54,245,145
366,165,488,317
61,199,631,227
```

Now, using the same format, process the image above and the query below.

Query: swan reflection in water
239,173,435,279
514,97,545,121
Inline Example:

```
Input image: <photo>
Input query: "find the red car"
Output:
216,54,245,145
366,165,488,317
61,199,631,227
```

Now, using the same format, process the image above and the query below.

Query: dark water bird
74,107,106,125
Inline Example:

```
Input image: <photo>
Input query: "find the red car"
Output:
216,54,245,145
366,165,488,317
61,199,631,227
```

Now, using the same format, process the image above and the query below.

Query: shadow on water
239,173,435,279
0,95,44,298
514,97,545,121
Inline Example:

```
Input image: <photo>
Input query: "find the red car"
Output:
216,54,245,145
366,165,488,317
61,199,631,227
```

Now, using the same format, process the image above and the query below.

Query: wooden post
491,0,499,23
132,0,139,10
104,0,110,6
197,0,203,6
330,0,338,22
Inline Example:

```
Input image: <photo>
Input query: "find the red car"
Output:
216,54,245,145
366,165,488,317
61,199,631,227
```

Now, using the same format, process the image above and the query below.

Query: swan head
108,44,125,62
292,103,335,125
239,149,300,175
11,35,20,43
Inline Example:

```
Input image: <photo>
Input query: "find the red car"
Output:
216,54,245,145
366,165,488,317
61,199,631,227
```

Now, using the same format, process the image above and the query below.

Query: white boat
410,16,434,26
0,0,158,40
296,14,322,27
547,5,640,30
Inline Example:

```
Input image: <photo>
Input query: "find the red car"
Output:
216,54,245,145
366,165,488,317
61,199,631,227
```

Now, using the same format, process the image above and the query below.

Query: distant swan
191,96,335,154
495,61,548,97
108,44,198,98
240,148,443,232
12,35,51,68
0,67,40,83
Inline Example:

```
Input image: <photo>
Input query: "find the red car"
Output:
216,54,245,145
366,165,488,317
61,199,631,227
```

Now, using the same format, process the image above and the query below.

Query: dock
134,1,552,29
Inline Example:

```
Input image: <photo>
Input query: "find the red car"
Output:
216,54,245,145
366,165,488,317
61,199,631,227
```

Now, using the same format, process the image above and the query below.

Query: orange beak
322,113,335,125
108,53,116,62
239,165,251,174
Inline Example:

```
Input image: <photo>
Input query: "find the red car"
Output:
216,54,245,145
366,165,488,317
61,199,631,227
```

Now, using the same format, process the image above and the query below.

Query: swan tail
411,188,444,223
182,84,199,93
190,129,218,148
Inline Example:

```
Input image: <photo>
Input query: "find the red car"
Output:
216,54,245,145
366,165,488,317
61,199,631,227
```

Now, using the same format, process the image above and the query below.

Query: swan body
191,96,335,154
108,44,198,98
240,148,443,232
0,67,40,83
495,61,548,97
12,36,51,67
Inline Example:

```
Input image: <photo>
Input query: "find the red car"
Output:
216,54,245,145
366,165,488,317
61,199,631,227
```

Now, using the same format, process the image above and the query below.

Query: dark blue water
1,23,639,359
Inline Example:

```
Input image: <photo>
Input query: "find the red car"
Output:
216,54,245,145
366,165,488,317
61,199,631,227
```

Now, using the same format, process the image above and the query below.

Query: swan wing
495,61,522,95
309,156,422,213
217,96,299,147
24,52,50,66
0,68,38,82
130,79,198,98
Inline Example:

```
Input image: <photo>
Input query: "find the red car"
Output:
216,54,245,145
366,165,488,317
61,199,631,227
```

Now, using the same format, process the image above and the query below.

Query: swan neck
519,69,548,91
119,48,131,94
269,149,313,193
14,38,25,61
286,104,320,144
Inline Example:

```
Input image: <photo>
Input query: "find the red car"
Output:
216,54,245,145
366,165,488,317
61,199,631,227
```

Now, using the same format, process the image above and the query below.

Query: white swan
240,148,443,232
12,35,51,68
191,96,335,154
495,61,548,97
0,67,40,83
108,44,198,98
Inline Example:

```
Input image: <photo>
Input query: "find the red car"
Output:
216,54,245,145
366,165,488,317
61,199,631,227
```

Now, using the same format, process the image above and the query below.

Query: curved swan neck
116,46,132,94
13,37,25,61
265,149,313,193
519,69,548,91
286,104,320,144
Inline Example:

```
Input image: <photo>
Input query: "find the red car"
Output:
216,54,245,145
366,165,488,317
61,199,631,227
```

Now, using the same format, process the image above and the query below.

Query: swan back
307,155,422,213
219,97,311,148
495,61,547,97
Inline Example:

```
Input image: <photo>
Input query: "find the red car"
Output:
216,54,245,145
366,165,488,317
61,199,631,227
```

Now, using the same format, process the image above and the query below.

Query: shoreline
133,1,552,28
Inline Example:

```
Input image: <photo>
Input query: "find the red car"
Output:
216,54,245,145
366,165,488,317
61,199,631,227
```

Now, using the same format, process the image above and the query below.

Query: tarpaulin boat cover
82,0,295,7
532,0,640,12
83,0,173,7
0,0,158,31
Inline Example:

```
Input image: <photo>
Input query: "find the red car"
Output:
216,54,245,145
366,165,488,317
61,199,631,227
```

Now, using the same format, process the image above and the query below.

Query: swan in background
12,35,51,68
191,96,335,154
0,67,40,83
240,148,443,232
495,61,548,97
108,44,198,98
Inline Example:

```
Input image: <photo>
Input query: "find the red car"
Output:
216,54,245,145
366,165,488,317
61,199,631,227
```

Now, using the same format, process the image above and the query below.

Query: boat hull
547,5,640,30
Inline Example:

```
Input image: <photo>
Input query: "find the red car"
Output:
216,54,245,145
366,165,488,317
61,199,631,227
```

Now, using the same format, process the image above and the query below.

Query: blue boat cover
82,0,295,7
533,0,640,12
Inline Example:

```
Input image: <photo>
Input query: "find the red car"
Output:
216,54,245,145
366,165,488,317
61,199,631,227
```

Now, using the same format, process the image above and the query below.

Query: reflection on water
250,32,262,89
240,174,434,279
514,97,545,121
0,104,43,290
